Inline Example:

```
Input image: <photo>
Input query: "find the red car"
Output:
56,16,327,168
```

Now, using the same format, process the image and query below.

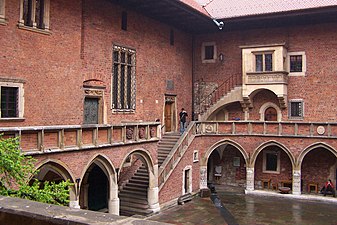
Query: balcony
0,122,160,155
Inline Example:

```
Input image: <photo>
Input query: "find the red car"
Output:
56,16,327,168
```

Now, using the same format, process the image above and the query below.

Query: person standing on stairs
179,108,188,134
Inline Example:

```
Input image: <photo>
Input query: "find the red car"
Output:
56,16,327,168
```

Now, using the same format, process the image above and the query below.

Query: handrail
158,121,196,190
0,122,161,154
197,74,241,116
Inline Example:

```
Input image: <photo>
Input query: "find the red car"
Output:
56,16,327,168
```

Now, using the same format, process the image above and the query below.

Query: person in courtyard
320,179,335,197
179,108,188,134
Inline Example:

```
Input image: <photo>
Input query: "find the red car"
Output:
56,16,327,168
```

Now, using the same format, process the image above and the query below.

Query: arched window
264,107,277,121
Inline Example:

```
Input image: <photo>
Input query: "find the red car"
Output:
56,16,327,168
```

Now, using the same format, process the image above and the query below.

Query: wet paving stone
148,185,337,225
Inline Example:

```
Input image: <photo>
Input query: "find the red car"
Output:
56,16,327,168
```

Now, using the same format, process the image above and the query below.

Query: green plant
0,134,72,206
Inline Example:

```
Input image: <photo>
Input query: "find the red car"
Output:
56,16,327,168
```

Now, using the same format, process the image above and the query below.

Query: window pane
290,102,302,117
23,0,33,26
290,55,302,72
266,153,277,171
1,87,18,118
255,54,263,72
265,54,272,71
204,46,214,60
35,0,45,29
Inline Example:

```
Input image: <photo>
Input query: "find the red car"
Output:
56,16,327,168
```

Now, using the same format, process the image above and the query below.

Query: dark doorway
88,165,108,211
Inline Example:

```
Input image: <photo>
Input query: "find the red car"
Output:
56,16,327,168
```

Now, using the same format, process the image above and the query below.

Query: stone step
120,205,153,216
129,178,149,185
123,185,147,193
125,182,148,189
119,192,147,200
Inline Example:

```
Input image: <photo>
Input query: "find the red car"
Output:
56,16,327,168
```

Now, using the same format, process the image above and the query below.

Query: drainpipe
192,34,195,121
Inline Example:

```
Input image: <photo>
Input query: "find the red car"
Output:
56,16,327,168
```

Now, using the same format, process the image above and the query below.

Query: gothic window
112,45,136,111
19,0,50,30
255,53,273,72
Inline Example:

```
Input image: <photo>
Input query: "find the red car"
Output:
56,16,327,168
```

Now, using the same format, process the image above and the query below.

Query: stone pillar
246,167,254,191
148,164,160,213
108,186,120,215
292,169,301,195
69,200,80,209
148,187,160,213
200,166,208,189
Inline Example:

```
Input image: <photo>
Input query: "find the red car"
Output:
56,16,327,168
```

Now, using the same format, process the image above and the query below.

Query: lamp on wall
219,53,224,62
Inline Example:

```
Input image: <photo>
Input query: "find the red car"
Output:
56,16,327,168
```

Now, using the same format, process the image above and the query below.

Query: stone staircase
119,165,152,216
158,133,181,167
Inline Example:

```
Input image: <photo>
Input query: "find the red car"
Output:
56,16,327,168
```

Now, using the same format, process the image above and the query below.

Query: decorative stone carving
317,126,325,135
205,124,215,133
138,127,145,139
246,72,288,84
150,127,156,138
84,89,103,96
126,127,134,140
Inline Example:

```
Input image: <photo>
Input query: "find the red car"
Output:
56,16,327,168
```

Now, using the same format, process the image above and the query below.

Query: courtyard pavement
148,185,337,225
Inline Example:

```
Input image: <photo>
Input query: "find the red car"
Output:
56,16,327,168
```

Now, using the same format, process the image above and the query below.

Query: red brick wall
0,0,193,127
194,22,337,122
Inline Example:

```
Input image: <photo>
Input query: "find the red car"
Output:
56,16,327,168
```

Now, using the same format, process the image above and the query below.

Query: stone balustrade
0,122,160,155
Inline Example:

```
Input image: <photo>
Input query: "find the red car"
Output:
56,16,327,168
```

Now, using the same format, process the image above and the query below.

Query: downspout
191,34,196,121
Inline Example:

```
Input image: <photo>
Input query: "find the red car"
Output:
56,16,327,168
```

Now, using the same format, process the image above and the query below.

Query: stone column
148,187,160,213
108,186,120,215
69,187,80,209
148,164,160,213
246,167,255,191
200,166,208,189
292,169,301,195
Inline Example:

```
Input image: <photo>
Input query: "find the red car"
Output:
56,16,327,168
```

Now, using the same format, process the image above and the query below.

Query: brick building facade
1,0,337,216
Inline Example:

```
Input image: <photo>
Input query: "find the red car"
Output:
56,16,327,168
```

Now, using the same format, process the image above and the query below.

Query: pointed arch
297,142,337,169
34,159,75,182
203,139,249,166
250,140,295,169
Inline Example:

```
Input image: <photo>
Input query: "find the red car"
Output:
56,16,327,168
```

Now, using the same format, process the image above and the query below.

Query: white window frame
263,150,280,174
201,42,217,63
182,165,192,195
287,51,306,76
0,78,25,120
253,51,274,72
193,150,199,163
289,99,304,120
18,0,50,33
0,0,6,25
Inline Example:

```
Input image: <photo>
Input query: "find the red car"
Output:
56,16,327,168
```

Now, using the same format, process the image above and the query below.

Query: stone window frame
287,51,306,76
182,165,192,195
111,44,136,113
288,99,304,120
193,150,199,163
253,51,274,72
0,0,7,25
18,0,51,34
262,150,280,174
201,42,217,63
0,78,25,120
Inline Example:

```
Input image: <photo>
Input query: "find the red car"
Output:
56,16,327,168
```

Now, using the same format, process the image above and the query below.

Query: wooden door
164,103,172,132
84,98,99,124
265,107,277,121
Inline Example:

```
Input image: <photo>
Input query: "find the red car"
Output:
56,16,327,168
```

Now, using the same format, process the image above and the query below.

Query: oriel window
255,53,273,72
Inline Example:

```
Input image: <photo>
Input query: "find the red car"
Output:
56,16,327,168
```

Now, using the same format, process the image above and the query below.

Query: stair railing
197,74,240,116
158,122,196,190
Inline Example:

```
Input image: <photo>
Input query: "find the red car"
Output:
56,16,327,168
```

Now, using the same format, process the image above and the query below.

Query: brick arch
81,154,117,186
202,139,249,166
34,159,77,207
297,142,337,169
119,148,156,182
250,140,295,169
34,159,75,182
